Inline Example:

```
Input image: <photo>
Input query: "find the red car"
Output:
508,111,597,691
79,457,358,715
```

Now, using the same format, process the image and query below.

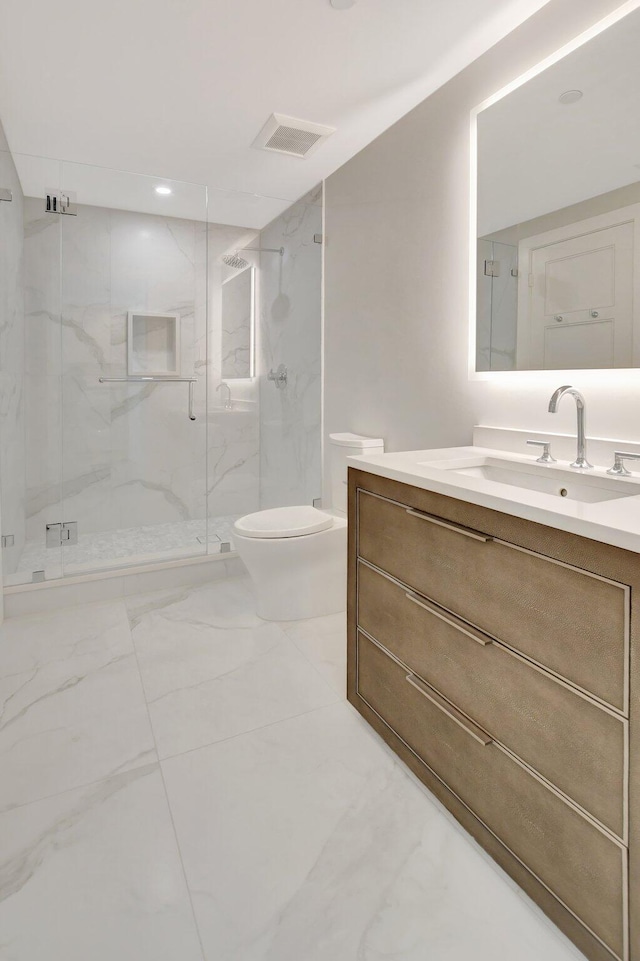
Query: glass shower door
2,152,65,585
59,162,209,575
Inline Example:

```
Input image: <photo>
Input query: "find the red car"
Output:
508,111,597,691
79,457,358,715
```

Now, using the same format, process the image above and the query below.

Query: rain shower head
221,246,284,269
222,252,250,269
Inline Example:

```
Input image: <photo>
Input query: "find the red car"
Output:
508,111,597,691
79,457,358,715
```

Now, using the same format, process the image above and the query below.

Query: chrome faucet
548,385,592,469
216,381,233,410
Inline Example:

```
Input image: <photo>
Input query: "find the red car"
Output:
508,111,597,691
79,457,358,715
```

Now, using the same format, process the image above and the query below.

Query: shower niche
127,311,181,376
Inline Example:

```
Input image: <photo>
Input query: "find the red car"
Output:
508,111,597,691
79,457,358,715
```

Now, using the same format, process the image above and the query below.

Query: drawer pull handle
406,674,493,746
405,508,492,543
405,592,493,646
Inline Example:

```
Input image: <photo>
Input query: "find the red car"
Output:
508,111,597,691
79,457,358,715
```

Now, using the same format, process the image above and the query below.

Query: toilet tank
329,433,385,514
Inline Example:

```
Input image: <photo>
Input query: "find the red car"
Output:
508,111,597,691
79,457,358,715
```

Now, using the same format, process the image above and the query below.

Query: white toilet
233,432,384,620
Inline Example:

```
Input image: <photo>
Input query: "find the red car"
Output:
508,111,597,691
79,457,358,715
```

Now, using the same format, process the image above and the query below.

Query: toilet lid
234,505,334,539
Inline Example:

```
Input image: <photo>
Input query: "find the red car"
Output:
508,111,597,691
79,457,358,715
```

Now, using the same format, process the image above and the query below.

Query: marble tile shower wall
258,184,322,509
0,131,26,578
21,199,260,555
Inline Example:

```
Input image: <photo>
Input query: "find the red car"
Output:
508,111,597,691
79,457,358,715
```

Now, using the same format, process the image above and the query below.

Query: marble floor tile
126,577,338,758
0,601,156,812
0,571,588,960
162,701,584,961
279,611,347,697
0,764,204,961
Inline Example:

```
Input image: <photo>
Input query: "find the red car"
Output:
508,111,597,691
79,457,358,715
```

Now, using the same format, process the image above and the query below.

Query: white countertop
348,446,640,554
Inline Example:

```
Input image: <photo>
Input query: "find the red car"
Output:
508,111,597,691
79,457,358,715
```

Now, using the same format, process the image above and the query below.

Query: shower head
221,246,284,269
222,252,250,269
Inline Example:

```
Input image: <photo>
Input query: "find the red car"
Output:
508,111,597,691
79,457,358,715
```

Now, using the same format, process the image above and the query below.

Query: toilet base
233,518,347,621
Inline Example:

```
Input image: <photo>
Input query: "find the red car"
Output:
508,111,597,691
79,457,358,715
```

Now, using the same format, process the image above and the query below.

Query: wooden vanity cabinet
347,467,639,961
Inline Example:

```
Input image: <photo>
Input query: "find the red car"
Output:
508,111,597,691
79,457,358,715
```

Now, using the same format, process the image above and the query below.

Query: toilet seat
233,505,334,539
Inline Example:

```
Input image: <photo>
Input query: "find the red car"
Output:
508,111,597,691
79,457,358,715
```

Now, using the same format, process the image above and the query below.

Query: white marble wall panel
207,406,259,518
0,130,27,579
258,185,322,509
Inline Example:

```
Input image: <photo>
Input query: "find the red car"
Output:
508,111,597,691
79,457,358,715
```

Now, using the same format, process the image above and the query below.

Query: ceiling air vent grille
253,114,336,159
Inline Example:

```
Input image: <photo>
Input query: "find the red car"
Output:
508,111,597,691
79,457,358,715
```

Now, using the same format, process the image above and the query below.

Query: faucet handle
526,440,556,464
607,451,640,476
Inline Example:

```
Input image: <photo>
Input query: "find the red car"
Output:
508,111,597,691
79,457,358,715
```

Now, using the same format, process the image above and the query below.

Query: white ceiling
0,0,550,227
478,5,640,236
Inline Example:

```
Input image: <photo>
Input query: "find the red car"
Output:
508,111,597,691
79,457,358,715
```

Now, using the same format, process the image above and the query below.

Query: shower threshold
5,515,240,587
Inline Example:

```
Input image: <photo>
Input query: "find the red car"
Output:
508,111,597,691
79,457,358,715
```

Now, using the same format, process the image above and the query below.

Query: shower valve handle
268,364,288,389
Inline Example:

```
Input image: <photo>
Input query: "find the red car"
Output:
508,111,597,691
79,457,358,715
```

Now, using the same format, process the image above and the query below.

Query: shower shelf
98,376,198,420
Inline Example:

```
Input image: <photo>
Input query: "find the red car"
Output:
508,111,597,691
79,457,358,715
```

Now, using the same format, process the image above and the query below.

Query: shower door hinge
313,233,323,244
45,189,77,216
1,534,15,548
484,260,500,277
46,521,78,547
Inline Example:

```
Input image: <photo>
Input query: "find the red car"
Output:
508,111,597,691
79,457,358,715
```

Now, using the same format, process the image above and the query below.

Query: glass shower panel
59,163,208,574
2,152,64,585
257,183,323,511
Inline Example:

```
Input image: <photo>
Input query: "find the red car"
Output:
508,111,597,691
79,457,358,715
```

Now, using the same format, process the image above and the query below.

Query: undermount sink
418,455,640,503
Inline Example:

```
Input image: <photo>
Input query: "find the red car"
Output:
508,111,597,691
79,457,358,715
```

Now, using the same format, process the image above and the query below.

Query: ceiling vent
253,113,336,159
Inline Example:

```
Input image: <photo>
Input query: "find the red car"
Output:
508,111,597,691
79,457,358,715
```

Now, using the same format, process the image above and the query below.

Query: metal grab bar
98,377,198,421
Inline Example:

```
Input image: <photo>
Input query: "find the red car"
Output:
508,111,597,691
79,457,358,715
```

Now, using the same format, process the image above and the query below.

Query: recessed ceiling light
330,0,356,8
558,89,583,105
155,185,172,195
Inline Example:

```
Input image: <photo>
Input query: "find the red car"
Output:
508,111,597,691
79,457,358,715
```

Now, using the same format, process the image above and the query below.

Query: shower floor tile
0,572,586,961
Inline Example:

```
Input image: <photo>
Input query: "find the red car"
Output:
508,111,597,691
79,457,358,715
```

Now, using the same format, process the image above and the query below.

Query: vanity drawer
357,560,626,838
357,490,628,711
356,631,626,960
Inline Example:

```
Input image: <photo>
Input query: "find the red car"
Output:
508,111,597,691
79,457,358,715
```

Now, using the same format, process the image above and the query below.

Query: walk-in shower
0,129,323,595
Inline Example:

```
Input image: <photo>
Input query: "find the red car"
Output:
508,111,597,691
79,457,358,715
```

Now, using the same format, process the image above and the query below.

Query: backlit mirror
221,266,255,378
474,4,640,371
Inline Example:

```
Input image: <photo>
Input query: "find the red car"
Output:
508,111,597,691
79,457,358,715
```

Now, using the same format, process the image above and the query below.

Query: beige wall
324,0,631,499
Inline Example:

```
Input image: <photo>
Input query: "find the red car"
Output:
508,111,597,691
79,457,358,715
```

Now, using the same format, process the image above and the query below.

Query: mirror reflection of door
475,4,640,372
519,218,634,369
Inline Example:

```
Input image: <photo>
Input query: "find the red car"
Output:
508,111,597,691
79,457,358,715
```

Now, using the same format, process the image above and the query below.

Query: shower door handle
189,381,196,421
